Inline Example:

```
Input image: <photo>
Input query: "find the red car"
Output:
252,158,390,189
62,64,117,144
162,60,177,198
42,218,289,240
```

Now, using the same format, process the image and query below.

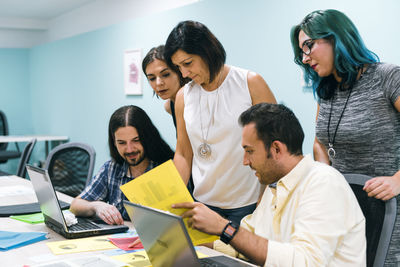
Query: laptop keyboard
69,221,101,231
199,258,229,267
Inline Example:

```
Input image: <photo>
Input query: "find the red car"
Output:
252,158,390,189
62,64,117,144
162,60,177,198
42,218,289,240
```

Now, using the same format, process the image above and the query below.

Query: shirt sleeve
380,63,400,105
79,161,109,201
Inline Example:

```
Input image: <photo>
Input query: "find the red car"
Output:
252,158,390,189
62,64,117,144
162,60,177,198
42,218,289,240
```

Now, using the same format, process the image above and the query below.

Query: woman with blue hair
291,9,400,266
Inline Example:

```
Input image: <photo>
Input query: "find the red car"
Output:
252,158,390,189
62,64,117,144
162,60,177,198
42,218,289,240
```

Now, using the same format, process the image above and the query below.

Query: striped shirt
79,159,155,220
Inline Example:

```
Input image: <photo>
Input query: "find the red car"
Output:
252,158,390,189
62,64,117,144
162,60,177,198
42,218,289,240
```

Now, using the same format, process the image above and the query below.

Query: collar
275,154,313,193
123,160,155,178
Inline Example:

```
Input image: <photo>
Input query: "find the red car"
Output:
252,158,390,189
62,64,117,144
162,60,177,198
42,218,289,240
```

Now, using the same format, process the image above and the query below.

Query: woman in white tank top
164,21,276,224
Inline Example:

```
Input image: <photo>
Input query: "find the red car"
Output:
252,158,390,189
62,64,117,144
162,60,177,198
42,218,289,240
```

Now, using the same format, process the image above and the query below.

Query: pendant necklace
327,84,353,161
197,70,224,159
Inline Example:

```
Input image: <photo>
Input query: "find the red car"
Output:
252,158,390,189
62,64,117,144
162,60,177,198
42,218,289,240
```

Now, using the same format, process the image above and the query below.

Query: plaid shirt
79,159,155,220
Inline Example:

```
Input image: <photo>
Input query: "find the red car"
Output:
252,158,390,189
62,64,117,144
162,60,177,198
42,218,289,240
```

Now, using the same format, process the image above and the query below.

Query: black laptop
26,165,128,239
123,201,255,267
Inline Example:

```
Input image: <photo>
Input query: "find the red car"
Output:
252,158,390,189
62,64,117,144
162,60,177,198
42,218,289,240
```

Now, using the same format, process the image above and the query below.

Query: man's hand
172,202,228,236
364,175,400,201
91,201,124,225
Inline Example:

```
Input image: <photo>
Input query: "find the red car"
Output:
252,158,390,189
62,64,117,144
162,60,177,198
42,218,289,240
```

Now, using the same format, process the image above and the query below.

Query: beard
124,151,146,166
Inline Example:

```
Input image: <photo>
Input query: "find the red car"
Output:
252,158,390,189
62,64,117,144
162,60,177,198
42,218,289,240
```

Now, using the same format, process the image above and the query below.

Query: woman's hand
363,175,400,201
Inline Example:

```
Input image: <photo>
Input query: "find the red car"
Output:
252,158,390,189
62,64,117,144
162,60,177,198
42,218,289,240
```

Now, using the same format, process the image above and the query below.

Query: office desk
1,176,139,266
1,176,252,267
0,135,69,157
0,175,77,266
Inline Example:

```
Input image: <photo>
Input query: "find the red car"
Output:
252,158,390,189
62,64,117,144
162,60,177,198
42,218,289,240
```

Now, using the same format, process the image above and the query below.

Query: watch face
220,221,239,244
225,225,236,236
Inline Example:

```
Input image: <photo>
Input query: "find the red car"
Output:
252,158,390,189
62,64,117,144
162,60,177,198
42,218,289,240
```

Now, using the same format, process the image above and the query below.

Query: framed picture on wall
124,49,142,95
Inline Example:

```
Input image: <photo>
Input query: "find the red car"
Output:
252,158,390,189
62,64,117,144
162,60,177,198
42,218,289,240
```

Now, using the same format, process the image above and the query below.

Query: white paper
32,254,127,267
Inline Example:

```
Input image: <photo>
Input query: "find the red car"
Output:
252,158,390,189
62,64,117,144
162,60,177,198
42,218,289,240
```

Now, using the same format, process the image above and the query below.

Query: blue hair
290,9,379,100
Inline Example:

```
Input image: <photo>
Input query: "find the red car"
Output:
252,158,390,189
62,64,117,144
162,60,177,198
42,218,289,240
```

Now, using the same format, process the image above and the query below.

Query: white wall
0,0,199,48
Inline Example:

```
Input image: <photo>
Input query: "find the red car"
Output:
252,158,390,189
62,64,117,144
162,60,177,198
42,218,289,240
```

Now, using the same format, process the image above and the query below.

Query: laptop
123,200,255,267
26,165,128,239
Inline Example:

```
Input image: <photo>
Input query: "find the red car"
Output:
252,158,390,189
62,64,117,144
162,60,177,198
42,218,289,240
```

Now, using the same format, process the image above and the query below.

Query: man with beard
70,105,173,225
173,103,366,266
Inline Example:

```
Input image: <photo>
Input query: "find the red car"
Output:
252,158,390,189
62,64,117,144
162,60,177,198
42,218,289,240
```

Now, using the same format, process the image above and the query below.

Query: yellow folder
120,160,218,245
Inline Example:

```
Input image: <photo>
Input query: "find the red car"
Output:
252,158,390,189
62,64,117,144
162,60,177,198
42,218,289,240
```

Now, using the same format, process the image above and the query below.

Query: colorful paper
0,230,47,251
46,235,117,255
120,160,218,245
110,250,151,267
10,212,44,224
108,236,144,251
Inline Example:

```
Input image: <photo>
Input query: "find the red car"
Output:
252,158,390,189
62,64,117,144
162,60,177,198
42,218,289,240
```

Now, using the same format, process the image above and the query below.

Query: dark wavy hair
142,45,189,95
108,105,174,165
290,9,379,100
239,103,304,156
164,20,226,84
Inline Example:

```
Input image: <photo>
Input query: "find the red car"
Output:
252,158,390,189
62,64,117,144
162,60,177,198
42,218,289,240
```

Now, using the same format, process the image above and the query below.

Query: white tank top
183,65,260,208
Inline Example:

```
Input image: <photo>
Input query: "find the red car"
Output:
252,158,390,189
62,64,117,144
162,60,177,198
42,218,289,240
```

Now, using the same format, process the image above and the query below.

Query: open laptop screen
27,165,67,230
124,201,200,267
124,201,255,267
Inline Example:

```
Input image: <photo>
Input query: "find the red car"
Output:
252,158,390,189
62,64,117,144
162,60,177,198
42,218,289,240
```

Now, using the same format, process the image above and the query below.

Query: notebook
123,201,255,267
26,165,128,239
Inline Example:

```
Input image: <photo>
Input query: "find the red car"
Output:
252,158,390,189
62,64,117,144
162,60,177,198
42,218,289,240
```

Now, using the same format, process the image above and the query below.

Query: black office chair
0,139,36,178
45,142,95,197
16,139,36,178
343,173,397,267
0,110,21,163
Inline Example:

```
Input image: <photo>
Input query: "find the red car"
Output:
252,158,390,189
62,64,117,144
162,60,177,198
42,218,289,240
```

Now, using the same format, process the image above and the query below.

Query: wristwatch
220,220,239,244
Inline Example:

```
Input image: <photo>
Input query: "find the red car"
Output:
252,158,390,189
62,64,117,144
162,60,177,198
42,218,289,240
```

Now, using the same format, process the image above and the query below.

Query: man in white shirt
173,103,366,266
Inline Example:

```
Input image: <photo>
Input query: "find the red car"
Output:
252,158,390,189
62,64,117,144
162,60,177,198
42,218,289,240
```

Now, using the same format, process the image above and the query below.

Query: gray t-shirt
316,62,400,265
316,63,400,177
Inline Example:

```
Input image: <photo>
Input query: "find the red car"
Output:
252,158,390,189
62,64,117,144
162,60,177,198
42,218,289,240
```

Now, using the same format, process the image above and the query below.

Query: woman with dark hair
164,20,276,224
142,45,188,129
291,9,400,266
70,105,174,224
142,46,194,194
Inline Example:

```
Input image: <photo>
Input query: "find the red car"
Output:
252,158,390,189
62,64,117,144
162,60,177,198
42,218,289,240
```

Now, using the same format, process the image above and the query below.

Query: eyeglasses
300,39,316,57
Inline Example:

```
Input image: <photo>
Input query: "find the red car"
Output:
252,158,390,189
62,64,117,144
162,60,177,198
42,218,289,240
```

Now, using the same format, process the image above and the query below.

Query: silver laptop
123,200,255,267
26,165,128,239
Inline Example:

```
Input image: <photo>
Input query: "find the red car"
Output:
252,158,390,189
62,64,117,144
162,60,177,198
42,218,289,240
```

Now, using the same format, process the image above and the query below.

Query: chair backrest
343,173,397,267
44,142,96,197
0,110,9,150
16,138,37,178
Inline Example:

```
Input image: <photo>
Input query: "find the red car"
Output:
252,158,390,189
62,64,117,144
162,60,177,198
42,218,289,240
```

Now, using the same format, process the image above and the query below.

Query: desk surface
0,135,69,142
1,176,78,266
0,176,246,267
